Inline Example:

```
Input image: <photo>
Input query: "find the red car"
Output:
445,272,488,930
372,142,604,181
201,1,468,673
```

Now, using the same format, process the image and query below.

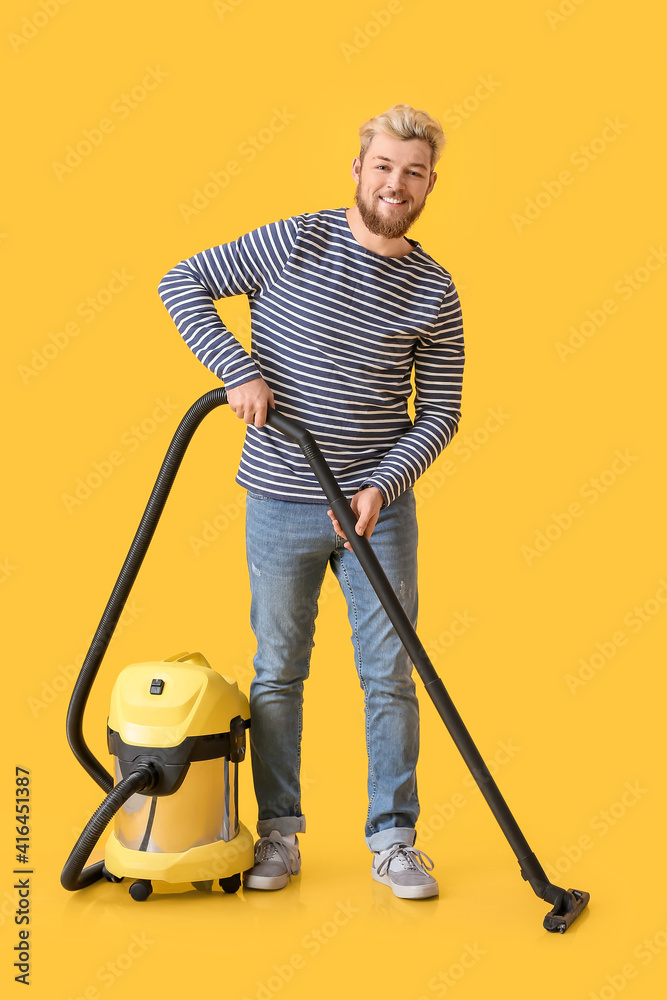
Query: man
158,105,464,899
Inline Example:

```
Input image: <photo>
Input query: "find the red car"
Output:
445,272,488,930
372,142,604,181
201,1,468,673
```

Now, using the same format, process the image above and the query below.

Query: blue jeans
245,489,420,852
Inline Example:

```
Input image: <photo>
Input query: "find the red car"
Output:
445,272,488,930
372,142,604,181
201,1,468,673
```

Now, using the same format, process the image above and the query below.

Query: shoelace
254,836,299,879
375,845,435,878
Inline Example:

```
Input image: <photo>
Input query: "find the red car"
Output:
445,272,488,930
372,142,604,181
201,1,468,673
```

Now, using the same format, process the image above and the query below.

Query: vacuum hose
61,764,155,891
66,389,231,793
65,388,589,929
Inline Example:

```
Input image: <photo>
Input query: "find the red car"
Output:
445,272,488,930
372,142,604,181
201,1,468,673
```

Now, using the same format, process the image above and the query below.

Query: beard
354,184,427,240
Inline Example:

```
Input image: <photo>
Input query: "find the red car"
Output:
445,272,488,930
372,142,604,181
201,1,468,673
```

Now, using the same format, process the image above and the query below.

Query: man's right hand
226,377,275,427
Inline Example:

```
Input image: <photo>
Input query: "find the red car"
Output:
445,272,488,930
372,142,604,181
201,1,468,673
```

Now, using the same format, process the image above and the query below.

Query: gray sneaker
372,845,439,899
243,831,301,890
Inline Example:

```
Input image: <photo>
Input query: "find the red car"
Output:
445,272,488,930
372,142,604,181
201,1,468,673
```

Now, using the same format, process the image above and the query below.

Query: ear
351,156,362,183
426,171,437,195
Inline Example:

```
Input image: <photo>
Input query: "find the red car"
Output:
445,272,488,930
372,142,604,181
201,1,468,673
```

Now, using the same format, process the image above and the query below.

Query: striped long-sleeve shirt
157,207,464,506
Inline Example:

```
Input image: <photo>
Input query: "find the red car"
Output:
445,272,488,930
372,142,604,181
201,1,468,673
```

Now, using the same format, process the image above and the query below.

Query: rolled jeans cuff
366,826,416,852
257,816,306,837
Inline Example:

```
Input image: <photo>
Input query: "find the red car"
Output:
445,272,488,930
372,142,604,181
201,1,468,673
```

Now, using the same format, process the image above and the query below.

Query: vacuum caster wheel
219,873,241,894
102,865,123,884
129,879,153,901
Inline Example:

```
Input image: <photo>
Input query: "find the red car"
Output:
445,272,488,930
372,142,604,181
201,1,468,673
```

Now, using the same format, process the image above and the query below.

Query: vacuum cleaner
62,389,590,931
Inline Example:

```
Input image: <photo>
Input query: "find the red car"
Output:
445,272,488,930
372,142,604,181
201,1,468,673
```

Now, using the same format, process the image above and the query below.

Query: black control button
149,678,164,695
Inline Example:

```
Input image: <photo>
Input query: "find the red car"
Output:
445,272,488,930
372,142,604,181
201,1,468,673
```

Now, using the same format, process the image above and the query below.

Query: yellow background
2,0,666,997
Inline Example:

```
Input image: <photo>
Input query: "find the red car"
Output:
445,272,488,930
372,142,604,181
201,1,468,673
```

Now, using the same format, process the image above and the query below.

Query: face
352,133,437,240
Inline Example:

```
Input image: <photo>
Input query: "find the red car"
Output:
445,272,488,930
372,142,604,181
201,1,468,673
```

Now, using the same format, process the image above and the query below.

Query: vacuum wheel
128,879,153,901
219,873,241,894
102,865,123,884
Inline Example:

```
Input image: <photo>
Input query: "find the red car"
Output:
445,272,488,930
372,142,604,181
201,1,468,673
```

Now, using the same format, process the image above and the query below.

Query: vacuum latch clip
229,715,247,763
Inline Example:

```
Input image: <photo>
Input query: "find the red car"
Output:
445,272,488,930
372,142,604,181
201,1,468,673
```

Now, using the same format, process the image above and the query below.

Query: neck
345,206,414,258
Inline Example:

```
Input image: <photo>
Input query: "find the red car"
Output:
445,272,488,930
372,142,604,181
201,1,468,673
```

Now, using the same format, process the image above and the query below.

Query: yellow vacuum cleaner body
104,652,254,895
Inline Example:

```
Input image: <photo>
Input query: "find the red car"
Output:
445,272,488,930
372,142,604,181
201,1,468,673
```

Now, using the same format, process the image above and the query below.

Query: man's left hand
327,486,384,552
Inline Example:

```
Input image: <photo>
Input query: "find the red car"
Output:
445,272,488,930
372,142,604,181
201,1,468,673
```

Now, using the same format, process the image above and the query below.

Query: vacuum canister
103,651,254,888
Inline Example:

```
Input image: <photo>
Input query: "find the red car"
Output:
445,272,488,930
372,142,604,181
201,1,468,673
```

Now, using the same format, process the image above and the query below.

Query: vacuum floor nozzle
543,888,590,933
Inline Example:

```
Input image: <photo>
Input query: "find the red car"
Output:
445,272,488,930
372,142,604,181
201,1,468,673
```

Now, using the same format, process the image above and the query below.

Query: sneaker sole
371,867,439,899
243,872,291,890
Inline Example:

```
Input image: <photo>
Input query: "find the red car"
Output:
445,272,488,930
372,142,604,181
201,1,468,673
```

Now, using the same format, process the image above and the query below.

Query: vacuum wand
264,405,590,933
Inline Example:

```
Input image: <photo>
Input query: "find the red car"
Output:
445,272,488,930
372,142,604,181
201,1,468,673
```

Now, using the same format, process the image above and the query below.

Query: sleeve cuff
360,482,390,509
222,360,263,389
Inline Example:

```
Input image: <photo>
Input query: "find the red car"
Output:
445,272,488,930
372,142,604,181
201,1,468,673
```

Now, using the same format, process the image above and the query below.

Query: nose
387,170,405,192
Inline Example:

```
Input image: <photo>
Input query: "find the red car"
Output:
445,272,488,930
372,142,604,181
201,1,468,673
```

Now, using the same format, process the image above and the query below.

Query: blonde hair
358,104,445,170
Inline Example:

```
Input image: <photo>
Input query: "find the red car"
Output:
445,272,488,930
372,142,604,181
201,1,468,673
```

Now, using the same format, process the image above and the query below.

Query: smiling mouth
379,195,407,205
